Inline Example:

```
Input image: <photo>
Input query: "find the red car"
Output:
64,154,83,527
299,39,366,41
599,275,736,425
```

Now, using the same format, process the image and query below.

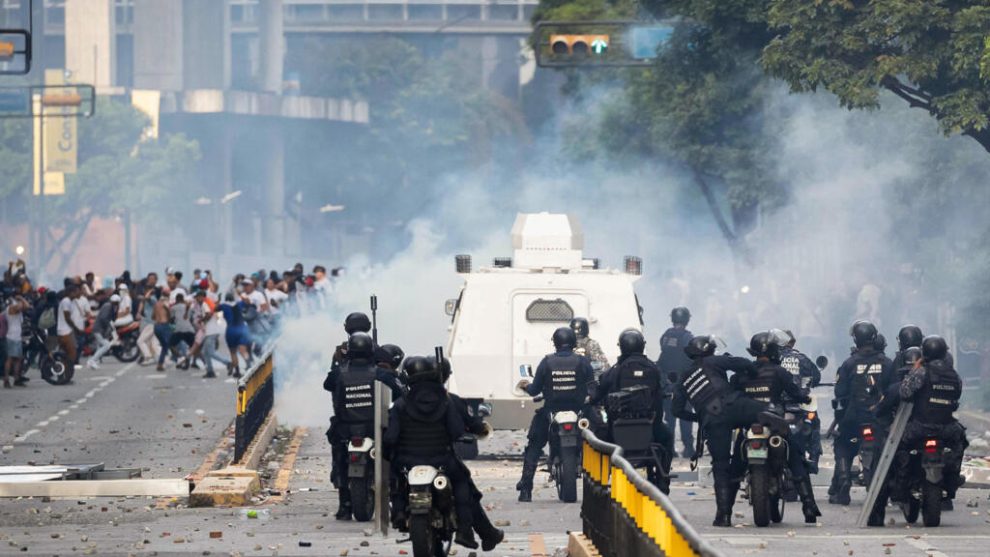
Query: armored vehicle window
525,299,574,322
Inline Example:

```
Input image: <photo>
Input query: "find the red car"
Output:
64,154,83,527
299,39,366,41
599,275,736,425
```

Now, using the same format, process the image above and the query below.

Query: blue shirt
220,302,247,328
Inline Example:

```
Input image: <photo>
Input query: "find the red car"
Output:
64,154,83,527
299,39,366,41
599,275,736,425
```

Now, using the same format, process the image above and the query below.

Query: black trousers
701,396,768,486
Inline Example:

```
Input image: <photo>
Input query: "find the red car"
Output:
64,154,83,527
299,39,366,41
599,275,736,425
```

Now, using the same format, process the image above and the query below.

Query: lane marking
9,362,137,445
529,533,548,557
905,537,951,557
14,429,40,443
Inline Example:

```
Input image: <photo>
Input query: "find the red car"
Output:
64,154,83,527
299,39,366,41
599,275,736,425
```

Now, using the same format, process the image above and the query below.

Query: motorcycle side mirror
526,365,534,378
816,355,829,370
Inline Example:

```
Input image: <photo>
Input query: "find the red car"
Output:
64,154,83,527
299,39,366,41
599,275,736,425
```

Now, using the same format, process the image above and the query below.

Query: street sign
535,20,674,67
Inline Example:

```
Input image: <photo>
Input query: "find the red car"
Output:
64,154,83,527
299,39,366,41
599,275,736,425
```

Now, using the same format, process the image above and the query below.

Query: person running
154,288,173,372
220,293,252,378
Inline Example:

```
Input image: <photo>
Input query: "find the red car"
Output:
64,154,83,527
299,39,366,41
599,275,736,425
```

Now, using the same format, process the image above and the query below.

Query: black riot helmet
850,320,878,348
430,356,453,382
570,317,590,339
671,307,691,326
747,332,781,362
375,344,404,370
897,325,924,351
684,335,718,359
874,333,888,353
403,356,439,384
902,346,923,368
618,329,647,356
347,332,375,359
921,335,948,361
552,327,577,351
344,312,372,334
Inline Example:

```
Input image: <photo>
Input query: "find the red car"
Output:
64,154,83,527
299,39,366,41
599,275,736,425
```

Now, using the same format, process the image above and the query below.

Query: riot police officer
658,307,696,458
882,325,924,392
433,356,505,551
384,357,478,549
323,332,403,520
777,330,823,471
515,327,595,503
894,336,967,505
733,332,821,523
570,317,610,373
591,329,674,492
672,336,786,526
830,320,893,505
331,312,373,373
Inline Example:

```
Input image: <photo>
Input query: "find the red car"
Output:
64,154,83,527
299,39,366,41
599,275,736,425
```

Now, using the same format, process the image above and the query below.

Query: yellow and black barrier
581,429,722,557
234,349,275,463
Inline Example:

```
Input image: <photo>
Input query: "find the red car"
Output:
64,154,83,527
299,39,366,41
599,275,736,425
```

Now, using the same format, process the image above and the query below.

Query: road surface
0,358,987,556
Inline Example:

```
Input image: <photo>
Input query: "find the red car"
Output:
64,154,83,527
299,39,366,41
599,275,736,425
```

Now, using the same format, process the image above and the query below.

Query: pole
370,295,378,345
373,380,390,535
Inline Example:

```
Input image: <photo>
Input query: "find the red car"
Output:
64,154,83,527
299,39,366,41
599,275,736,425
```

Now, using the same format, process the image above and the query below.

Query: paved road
0,358,237,477
1,359,988,556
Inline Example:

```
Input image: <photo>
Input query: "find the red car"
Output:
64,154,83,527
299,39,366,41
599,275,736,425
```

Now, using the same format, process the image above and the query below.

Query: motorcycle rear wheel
750,467,772,527
922,481,942,527
410,515,435,557
350,477,374,522
113,337,140,363
558,449,578,503
41,353,73,385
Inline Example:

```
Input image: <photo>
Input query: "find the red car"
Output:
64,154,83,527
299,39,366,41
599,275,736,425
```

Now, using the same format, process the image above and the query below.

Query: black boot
828,457,851,505
797,477,822,524
454,505,478,549
472,501,504,551
517,460,538,503
712,481,737,527
335,485,352,520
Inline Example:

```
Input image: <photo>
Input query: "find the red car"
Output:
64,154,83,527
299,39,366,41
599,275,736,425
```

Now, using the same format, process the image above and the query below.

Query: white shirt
246,290,267,310
4,306,23,341
57,297,85,336
117,292,132,316
204,302,225,336
265,289,288,314
169,287,188,306
76,295,94,318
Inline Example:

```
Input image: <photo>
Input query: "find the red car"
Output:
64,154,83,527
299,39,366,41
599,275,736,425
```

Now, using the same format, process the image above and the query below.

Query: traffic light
550,35,610,57
535,21,674,68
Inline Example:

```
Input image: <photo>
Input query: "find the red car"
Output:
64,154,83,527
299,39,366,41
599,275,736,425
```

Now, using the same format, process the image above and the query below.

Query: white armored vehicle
444,212,644,430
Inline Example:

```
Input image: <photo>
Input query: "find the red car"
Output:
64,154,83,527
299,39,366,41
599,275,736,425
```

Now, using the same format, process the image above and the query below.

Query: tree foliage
763,0,990,153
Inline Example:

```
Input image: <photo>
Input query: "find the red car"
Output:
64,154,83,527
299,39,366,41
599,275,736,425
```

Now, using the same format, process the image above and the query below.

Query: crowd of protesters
1,259,337,387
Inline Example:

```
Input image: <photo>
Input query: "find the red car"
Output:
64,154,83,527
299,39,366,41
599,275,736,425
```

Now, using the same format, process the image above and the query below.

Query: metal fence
234,349,275,463
581,429,722,557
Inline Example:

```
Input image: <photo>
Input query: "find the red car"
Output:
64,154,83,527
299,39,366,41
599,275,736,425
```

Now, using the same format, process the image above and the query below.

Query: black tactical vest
616,357,659,399
545,353,583,409
850,355,884,410
335,363,376,424
737,365,777,404
780,350,801,382
681,361,724,409
396,405,452,461
912,363,961,425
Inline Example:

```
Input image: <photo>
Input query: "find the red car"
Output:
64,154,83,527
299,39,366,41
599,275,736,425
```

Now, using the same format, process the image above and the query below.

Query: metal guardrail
581,429,722,557
234,349,275,463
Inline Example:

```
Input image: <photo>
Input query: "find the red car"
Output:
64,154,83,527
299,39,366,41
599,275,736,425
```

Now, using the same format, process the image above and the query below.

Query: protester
4,294,30,387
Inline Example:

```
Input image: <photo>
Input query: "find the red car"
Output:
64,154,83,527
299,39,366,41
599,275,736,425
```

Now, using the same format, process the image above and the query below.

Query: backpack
38,307,56,331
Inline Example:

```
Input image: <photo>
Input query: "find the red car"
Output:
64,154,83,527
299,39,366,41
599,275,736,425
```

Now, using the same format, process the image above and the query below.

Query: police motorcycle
604,385,670,493
781,356,830,500
399,464,457,557
895,432,955,527
346,424,376,522
545,399,589,503
741,407,792,527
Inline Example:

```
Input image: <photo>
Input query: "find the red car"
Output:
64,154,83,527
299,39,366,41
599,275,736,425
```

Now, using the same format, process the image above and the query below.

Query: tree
763,1,990,154
0,98,200,275
535,0,784,263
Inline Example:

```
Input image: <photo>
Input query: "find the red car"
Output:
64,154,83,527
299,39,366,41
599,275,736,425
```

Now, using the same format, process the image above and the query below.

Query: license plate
748,448,768,459
560,435,579,447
